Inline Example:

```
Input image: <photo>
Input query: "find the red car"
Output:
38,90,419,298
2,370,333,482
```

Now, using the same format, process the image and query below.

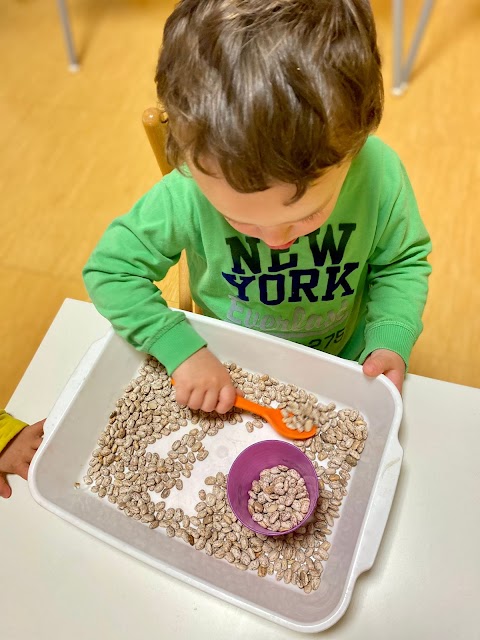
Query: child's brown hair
155,0,383,200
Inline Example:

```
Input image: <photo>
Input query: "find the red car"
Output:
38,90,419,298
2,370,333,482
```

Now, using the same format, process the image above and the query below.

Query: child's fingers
30,419,45,436
31,434,44,450
0,473,12,499
186,388,207,411
363,351,405,394
173,385,191,408
385,369,404,394
216,385,237,414
16,462,30,481
201,389,221,413
362,354,385,378
25,447,39,464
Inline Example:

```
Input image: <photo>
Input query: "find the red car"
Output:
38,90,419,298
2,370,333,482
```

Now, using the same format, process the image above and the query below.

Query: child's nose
259,225,292,247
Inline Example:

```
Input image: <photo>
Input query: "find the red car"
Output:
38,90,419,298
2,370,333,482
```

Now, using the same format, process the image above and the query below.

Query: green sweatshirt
83,136,431,374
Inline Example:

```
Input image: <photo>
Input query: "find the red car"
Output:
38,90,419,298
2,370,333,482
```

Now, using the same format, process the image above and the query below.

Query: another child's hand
172,347,237,413
0,419,45,499
362,349,406,394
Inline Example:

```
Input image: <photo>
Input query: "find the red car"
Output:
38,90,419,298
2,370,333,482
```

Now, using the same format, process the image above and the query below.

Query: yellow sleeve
0,410,28,453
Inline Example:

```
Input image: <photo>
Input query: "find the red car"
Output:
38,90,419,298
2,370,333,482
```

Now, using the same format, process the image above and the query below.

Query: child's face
189,161,351,249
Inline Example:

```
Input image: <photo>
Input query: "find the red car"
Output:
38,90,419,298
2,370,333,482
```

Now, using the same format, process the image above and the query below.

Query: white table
2,299,479,639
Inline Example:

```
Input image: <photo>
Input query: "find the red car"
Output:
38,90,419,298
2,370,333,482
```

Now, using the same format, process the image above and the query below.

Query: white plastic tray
29,312,403,633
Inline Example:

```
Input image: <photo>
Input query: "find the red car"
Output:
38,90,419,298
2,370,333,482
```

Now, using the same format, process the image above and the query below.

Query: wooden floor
1,0,479,408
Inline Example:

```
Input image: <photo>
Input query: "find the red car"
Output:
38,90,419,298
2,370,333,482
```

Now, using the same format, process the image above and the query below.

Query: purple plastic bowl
226,440,319,536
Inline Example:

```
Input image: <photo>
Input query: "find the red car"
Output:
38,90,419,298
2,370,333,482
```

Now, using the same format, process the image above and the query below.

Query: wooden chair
142,107,198,313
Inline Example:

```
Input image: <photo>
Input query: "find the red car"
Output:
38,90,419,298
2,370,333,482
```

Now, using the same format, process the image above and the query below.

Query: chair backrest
142,107,196,313
142,108,173,177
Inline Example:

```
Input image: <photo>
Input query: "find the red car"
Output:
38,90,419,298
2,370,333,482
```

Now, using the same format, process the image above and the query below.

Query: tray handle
353,438,403,574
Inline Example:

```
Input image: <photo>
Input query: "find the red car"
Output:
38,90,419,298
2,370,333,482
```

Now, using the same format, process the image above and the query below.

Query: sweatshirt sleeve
0,410,27,454
359,154,432,367
82,179,207,374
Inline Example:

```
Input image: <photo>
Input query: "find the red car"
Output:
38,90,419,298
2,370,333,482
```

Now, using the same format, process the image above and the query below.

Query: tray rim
29,314,403,633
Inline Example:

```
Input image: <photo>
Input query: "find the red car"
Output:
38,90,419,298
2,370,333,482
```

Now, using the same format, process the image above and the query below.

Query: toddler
84,0,431,413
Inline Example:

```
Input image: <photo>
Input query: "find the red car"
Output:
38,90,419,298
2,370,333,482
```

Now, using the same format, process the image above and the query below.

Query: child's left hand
362,349,406,394
0,419,45,499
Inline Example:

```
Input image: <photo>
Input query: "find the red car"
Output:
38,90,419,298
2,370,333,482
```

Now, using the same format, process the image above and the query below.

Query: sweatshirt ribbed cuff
359,322,418,368
148,319,207,375
0,413,28,453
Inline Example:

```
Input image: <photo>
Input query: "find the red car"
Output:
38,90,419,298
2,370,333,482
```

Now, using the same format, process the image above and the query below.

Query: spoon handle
234,395,269,419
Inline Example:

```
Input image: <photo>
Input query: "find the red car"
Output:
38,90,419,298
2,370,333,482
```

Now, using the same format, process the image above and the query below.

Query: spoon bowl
234,395,316,440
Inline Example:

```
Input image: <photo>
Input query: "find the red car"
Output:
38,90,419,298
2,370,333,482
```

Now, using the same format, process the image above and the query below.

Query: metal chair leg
56,0,80,72
392,0,435,95
402,0,435,85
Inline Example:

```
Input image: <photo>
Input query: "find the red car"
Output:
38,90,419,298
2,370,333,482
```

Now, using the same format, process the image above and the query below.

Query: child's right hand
172,347,237,413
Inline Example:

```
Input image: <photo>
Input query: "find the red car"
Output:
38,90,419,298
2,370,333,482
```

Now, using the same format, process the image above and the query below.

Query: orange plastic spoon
171,379,317,440
234,395,317,440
